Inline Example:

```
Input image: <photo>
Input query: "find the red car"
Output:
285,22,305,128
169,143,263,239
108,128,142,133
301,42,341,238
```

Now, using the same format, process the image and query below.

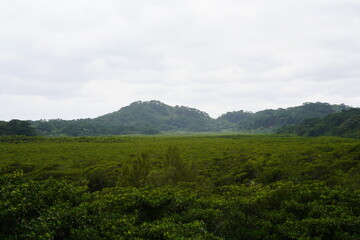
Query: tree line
1,101,355,137
0,120,36,136
279,108,360,138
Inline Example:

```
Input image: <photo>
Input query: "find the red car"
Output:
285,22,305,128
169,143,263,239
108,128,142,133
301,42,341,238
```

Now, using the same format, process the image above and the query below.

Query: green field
1,135,359,239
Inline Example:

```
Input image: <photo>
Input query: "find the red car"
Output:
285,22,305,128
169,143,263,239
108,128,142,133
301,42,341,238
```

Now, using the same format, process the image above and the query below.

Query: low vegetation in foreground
0,135,359,239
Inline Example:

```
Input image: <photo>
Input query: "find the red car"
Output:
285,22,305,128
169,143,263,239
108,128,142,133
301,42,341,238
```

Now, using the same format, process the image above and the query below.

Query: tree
164,145,187,184
0,120,36,136
120,153,151,187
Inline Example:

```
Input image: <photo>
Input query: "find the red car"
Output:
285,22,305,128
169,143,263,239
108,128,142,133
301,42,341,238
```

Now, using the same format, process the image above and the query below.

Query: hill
218,102,349,131
278,108,360,138
0,120,36,136
31,100,216,136
23,101,352,136
95,100,216,132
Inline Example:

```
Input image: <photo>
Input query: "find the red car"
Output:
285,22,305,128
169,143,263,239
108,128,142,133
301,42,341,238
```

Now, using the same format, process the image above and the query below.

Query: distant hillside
95,100,216,132
218,102,349,131
0,120,36,136
31,101,216,136
27,101,351,136
278,108,360,138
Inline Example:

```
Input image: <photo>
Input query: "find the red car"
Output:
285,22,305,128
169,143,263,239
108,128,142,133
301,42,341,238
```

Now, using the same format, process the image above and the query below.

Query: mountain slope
28,101,352,136
278,108,360,138
218,102,349,131
32,101,216,136
95,100,215,132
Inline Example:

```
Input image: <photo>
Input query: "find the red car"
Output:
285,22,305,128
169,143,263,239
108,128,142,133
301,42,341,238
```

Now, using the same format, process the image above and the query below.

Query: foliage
0,120,36,136
219,102,349,131
31,100,216,136
1,134,360,239
29,101,350,136
279,108,360,138
1,172,359,239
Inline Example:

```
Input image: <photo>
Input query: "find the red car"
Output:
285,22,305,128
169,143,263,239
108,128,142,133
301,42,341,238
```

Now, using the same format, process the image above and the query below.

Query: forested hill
9,101,351,136
278,108,360,138
0,120,36,136
218,102,349,131
31,100,216,136
95,100,216,132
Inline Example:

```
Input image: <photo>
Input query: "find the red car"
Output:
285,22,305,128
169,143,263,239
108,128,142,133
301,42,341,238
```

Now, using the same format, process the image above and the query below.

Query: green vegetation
219,102,349,131
1,134,359,239
31,100,216,136
27,101,350,136
279,108,360,138
0,120,36,136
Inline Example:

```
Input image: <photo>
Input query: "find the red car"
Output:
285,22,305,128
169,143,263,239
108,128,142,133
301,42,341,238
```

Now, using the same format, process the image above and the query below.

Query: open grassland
1,135,359,239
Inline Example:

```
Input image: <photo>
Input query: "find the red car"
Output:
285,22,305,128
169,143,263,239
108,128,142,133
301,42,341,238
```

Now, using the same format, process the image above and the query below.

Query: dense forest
31,100,216,136
12,101,351,136
279,108,360,138
220,101,349,131
0,119,36,136
0,135,359,239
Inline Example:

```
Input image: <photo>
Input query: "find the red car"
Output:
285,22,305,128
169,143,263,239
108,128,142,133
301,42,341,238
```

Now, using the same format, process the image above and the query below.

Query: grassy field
1,134,359,239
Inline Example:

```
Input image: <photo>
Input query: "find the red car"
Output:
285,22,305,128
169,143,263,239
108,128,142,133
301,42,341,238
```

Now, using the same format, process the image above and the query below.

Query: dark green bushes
1,135,360,239
1,171,359,239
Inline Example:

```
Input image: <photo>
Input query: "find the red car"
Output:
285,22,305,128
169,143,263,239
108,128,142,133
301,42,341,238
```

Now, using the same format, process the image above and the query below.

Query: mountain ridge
24,100,354,136
278,108,360,138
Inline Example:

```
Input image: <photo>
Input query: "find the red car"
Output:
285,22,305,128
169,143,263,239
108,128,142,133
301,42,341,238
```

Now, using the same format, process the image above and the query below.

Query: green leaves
0,135,360,238
278,108,360,138
1,172,359,239
119,153,151,187
0,120,36,136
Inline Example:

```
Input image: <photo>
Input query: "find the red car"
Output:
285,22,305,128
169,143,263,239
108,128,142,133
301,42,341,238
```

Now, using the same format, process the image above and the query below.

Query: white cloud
0,0,359,120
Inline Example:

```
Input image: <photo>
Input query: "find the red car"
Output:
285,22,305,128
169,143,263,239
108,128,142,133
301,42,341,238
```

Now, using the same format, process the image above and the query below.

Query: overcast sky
1,0,359,120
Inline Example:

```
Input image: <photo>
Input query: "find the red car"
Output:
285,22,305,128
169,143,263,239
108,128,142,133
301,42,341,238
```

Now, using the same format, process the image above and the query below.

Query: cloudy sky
1,0,359,120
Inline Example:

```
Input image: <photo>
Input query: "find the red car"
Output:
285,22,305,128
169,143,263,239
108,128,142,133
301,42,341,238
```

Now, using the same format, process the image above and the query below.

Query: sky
1,0,359,121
